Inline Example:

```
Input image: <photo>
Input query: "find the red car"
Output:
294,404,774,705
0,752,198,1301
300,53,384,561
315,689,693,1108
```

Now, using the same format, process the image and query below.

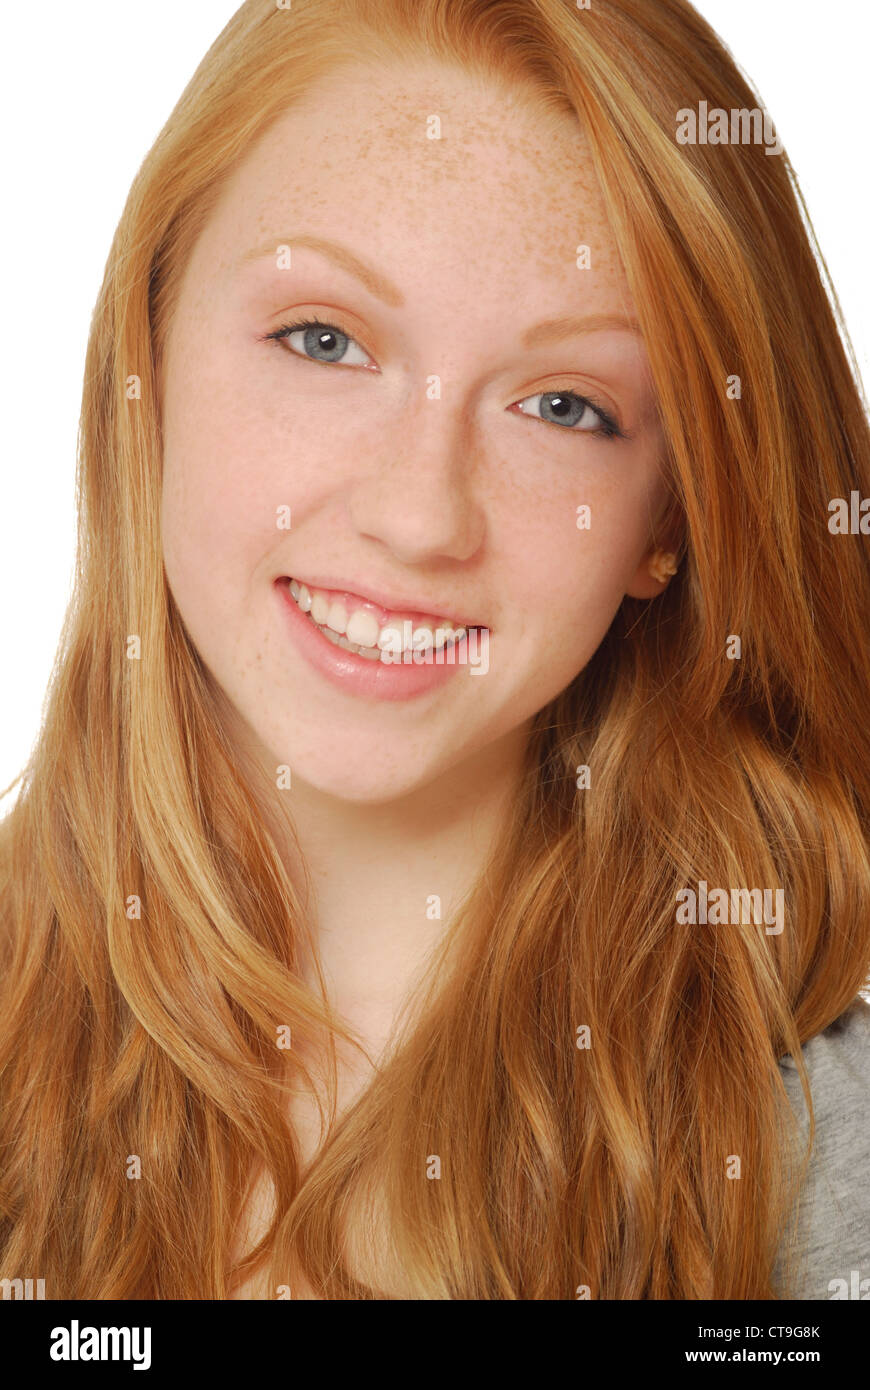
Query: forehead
189,57,631,311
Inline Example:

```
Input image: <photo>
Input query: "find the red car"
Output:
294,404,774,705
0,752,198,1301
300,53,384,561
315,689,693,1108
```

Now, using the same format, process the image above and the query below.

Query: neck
222,702,532,1055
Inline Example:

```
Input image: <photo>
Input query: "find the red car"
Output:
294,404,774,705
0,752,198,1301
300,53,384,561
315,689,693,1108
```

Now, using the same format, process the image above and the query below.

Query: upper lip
281,574,488,630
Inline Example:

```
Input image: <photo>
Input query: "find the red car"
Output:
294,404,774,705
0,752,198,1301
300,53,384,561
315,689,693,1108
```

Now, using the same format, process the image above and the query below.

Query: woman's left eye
266,317,371,366
265,319,624,441
515,390,623,440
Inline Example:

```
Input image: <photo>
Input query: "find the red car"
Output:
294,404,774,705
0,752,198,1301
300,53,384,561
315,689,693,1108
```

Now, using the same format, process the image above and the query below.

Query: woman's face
161,58,672,803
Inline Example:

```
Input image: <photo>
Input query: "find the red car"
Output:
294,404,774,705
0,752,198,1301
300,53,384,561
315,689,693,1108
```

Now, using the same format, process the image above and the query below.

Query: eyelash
263,314,628,442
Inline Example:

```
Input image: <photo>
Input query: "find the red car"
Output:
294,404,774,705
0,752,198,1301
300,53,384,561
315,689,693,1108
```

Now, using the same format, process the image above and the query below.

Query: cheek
160,443,274,614
499,458,657,664
507,471,650,579
160,327,356,583
159,341,300,599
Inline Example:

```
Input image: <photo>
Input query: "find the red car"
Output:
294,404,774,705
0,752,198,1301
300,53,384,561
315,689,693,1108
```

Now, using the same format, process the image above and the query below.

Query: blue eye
266,315,370,366
264,318,626,441
516,390,624,440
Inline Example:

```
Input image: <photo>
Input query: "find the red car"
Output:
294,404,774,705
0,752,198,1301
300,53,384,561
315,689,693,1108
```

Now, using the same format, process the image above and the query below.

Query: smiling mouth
281,577,485,662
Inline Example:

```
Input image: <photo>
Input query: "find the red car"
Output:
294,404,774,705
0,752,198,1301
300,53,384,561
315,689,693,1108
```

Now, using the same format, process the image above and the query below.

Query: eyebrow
239,236,641,343
521,312,641,348
239,235,405,308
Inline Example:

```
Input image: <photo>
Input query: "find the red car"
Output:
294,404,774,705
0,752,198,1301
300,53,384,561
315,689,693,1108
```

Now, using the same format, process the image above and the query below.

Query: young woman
1,0,868,1301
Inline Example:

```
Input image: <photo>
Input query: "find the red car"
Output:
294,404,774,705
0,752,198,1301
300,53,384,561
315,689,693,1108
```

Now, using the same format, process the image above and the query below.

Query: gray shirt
774,996,870,1299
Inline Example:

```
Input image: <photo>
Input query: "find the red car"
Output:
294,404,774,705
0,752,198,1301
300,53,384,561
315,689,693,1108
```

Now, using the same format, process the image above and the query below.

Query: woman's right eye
266,317,372,367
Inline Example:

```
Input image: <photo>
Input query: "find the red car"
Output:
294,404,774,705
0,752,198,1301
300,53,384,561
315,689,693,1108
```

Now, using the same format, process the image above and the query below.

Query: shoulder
779,996,870,1104
775,997,870,1299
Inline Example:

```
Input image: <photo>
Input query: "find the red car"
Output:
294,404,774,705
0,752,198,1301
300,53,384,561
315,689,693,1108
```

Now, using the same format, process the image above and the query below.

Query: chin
287,759,437,805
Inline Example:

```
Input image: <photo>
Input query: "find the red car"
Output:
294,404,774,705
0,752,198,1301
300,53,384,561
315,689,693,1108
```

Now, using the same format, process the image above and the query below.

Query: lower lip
274,579,473,702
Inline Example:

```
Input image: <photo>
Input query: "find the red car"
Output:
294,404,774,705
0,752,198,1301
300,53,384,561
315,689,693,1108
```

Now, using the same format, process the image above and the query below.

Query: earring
648,550,679,584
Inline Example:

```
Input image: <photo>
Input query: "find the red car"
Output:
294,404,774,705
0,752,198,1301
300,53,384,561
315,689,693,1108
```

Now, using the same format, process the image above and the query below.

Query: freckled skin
160,58,674,806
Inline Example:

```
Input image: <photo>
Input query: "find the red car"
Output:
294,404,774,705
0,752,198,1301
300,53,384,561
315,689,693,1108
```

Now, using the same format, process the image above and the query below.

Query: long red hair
2,0,869,1297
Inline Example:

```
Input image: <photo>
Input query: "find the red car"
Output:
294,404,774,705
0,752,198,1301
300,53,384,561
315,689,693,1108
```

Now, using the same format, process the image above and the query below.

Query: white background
1,0,867,793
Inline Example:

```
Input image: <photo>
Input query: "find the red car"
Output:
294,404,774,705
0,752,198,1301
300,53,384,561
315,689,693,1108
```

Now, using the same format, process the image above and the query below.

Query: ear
624,544,680,600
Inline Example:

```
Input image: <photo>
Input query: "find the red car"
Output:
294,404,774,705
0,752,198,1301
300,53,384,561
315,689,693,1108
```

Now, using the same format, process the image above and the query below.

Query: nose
346,392,486,565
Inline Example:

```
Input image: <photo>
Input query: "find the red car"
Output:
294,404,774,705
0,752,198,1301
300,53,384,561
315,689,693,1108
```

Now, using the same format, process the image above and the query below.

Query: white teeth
310,593,330,625
326,601,348,635
346,609,381,649
288,579,474,659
